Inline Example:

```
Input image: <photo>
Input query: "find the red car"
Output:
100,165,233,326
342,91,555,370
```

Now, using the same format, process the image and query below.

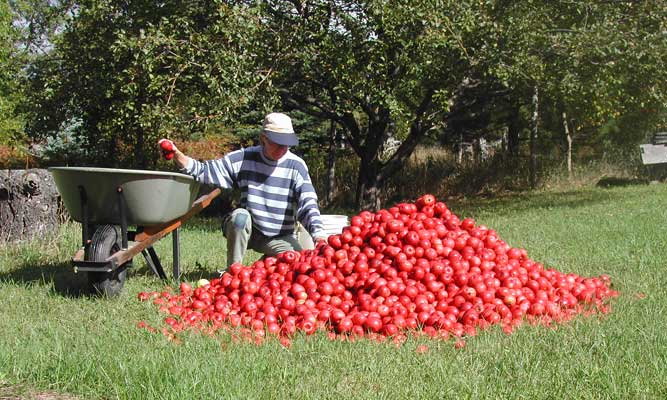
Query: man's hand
158,138,190,169
158,138,176,160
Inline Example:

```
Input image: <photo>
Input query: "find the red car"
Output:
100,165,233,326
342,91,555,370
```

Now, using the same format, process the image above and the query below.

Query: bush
179,136,239,161
0,145,39,169
41,132,89,163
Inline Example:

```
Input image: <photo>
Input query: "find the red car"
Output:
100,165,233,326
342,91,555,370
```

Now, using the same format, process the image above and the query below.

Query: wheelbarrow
49,167,220,297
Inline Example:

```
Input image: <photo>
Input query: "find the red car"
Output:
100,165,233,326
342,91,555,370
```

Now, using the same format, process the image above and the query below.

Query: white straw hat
262,112,298,146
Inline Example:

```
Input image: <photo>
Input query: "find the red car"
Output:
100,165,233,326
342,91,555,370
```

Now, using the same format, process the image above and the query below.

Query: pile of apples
138,194,617,346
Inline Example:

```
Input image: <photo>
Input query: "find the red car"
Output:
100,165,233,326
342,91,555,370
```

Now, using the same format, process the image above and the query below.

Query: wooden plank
132,220,183,244
108,223,179,267
106,188,222,267
72,248,85,262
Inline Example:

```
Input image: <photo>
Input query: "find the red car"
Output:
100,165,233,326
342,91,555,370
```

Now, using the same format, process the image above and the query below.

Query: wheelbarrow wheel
87,225,127,297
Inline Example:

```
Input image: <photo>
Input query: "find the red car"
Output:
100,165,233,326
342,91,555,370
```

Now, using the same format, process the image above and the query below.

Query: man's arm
159,138,238,189
291,161,326,242
172,148,191,170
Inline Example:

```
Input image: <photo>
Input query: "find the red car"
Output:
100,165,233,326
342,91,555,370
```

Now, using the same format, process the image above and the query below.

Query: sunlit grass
1,184,667,399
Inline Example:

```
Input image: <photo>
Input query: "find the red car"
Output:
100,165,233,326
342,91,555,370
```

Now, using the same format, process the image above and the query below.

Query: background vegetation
1,0,666,207
1,3,667,397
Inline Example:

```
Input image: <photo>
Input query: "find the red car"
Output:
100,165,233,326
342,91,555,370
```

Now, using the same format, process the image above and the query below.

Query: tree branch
379,88,435,183
278,88,363,153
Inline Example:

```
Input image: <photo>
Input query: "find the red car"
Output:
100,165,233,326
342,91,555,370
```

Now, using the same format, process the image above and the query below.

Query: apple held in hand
158,138,175,160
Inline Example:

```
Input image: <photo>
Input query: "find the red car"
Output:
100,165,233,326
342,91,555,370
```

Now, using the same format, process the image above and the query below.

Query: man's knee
263,235,300,256
225,209,251,234
233,212,249,230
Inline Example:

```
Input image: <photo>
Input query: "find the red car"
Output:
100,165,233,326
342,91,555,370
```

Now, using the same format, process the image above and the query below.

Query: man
160,112,326,267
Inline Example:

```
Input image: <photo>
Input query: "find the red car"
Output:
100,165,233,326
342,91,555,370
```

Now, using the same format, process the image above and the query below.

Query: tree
257,1,499,209
23,0,666,192
492,1,667,182
24,0,269,167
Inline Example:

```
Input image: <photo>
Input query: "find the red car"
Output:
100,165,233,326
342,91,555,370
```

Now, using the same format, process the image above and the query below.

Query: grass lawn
1,184,666,399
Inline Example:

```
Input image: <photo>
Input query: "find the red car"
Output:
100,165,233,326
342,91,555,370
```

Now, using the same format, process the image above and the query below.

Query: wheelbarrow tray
50,167,201,226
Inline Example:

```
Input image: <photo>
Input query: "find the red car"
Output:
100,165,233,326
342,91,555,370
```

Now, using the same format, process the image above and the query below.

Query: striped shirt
183,145,325,239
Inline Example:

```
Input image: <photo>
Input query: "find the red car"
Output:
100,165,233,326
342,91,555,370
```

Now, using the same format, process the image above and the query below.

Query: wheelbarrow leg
141,247,167,280
172,227,181,283
140,249,160,278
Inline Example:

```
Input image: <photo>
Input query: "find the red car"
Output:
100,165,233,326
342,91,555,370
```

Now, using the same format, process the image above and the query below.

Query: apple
158,138,175,160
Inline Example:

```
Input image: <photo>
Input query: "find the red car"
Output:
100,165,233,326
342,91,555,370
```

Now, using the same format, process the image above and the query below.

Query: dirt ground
0,384,80,400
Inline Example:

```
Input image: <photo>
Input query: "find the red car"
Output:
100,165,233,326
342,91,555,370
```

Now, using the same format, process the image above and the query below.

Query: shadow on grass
596,176,649,188
0,217,230,297
0,259,92,298
0,258,219,298
447,185,650,218
128,262,222,284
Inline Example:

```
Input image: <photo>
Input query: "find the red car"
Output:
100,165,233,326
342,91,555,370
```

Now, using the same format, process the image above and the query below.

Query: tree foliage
0,1,25,144
256,0,499,208
24,0,269,166
493,0,667,142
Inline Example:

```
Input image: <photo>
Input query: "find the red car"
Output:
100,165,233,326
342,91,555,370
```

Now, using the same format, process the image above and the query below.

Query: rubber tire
86,225,127,297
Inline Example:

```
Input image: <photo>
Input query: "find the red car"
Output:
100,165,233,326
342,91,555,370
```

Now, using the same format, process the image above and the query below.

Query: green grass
2,184,667,399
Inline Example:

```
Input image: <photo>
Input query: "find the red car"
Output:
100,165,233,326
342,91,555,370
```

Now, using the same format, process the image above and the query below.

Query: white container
321,214,349,236
296,214,349,249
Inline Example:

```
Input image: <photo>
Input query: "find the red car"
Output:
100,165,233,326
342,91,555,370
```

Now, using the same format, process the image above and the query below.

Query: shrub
0,145,39,169
39,118,93,165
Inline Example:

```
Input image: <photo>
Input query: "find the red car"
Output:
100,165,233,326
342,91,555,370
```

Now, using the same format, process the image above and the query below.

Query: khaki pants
222,208,313,268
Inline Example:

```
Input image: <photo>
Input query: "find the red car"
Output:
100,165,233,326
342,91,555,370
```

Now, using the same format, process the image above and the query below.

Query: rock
0,169,64,243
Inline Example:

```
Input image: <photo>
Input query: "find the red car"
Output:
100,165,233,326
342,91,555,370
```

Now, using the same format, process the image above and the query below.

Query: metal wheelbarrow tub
50,167,201,226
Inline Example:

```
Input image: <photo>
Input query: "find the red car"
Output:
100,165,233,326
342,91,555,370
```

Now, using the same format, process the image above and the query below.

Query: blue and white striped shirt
183,145,325,239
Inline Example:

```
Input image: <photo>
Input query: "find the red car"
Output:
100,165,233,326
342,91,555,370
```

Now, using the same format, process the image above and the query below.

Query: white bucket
320,214,349,236
296,214,349,249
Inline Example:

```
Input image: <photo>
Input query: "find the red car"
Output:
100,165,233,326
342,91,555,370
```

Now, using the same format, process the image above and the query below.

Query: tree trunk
0,169,63,243
134,85,148,168
107,134,119,167
530,86,539,189
355,119,387,211
353,96,434,210
356,156,381,211
135,125,147,169
131,74,149,169
351,111,389,211
507,107,521,157
325,120,337,206
563,111,573,180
